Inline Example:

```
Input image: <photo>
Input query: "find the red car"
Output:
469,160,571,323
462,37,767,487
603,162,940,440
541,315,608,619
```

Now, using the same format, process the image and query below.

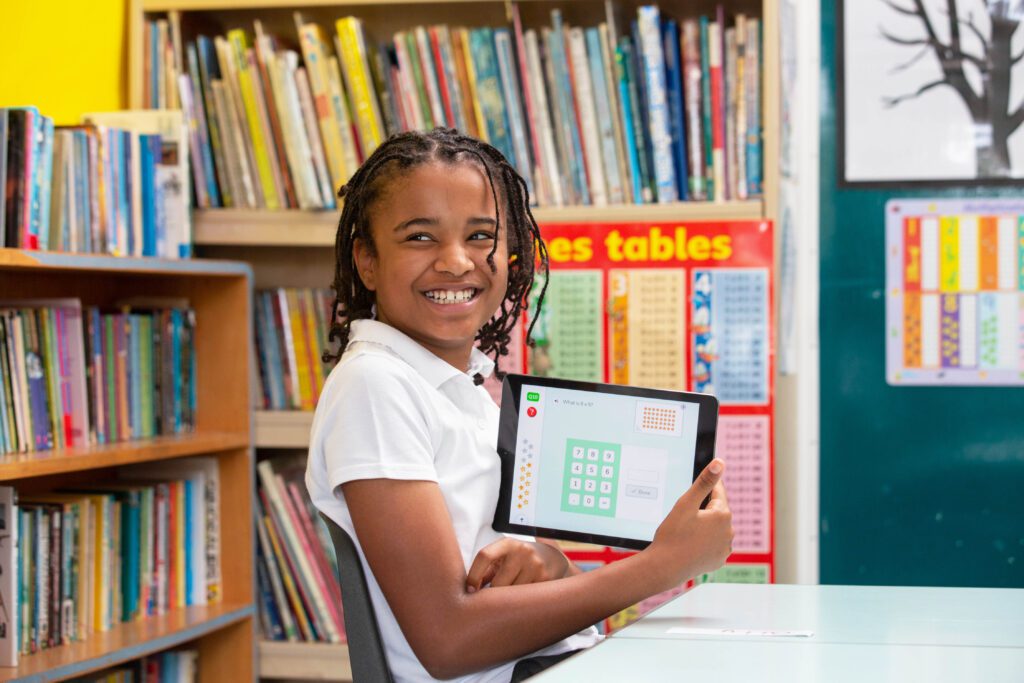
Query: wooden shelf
5,603,253,683
0,432,248,482
259,641,351,681
0,248,252,278
192,201,764,247
255,411,314,449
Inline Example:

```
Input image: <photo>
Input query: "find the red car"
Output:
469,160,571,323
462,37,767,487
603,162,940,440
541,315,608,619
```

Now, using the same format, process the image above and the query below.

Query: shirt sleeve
316,354,438,491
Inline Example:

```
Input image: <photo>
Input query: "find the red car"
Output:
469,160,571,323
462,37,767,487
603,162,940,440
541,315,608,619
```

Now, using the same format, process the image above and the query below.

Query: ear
353,237,377,292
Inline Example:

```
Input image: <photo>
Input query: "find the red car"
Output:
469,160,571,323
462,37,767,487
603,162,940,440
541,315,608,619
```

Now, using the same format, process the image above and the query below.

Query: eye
405,232,435,242
469,231,496,241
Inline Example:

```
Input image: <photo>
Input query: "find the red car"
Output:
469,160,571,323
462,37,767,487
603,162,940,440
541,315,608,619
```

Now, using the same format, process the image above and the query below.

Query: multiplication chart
717,415,770,554
529,270,603,382
608,269,686,391
886,199,1024,385
692,269,770,404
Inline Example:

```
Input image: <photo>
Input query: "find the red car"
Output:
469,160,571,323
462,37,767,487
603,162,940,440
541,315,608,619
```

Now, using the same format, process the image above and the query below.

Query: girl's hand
466,538,571,592
646,459,734,590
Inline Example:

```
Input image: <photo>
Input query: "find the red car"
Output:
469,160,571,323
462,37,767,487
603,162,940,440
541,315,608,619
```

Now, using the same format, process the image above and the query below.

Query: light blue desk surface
530,584,1024,682
613,583,1024,648
530,637,1024,683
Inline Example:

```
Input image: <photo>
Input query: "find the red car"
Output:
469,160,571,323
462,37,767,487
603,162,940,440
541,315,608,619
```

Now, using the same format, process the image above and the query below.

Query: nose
434,240,475,277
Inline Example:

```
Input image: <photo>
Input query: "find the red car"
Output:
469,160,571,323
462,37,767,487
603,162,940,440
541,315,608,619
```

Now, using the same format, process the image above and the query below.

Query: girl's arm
343,460,731,679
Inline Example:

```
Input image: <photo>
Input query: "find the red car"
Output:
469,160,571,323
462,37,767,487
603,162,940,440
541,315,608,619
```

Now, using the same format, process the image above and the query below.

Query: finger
704,482,729,511
678,459,724,509
489,553,525,587
466,540,508,591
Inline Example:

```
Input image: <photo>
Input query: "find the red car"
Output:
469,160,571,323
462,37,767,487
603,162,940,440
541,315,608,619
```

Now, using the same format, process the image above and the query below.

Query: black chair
319,512,395,683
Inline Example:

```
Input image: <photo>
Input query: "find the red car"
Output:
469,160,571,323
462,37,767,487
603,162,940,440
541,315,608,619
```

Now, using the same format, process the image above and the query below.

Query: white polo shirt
306,319,600,683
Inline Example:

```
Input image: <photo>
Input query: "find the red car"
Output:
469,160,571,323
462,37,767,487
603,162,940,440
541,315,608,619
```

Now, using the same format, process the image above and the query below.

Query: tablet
494,374,719,551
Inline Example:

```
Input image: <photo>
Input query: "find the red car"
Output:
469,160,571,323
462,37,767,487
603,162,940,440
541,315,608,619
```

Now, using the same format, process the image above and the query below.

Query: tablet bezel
493,373,719,551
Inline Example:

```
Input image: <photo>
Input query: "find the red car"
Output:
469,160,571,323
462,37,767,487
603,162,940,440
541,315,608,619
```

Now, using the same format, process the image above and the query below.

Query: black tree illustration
881,0,1024,176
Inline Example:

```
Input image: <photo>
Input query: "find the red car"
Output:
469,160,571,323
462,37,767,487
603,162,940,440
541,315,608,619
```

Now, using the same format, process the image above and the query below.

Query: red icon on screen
527,407,537,418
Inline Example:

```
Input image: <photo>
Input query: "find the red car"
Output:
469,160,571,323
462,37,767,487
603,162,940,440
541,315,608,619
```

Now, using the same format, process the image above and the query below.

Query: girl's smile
353,160,509,372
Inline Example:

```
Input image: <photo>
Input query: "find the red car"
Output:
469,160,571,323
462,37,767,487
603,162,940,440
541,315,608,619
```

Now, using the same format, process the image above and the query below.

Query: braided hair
322,128,549,384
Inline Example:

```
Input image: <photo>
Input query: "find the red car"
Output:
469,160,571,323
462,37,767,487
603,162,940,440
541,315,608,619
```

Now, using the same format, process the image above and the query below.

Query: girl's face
354,160,510,370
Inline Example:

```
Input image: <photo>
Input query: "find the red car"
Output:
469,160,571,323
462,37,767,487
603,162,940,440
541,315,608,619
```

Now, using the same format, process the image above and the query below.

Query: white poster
843,0,1024,182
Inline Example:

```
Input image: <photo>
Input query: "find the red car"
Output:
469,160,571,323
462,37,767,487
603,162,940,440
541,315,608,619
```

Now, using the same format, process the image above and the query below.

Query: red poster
506,220,776,630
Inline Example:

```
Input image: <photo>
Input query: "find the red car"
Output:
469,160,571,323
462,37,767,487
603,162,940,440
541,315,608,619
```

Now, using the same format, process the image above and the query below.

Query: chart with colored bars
886,199,1024,385
560,439,621,517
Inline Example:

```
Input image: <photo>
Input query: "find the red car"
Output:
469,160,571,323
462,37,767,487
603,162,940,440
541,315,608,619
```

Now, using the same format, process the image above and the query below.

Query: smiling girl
306,129,733,683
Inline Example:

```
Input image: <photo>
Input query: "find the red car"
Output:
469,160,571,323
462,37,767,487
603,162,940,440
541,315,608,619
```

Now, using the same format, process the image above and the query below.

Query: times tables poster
886,199,1024,386
489,219,775,624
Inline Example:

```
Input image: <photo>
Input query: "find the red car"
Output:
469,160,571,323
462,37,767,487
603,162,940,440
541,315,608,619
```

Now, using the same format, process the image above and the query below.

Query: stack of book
160,3,761,210
0,299,197,456
1,107,191,259
255,454,345,643
0,460,219,665
64,649,198,682
253,288,334,411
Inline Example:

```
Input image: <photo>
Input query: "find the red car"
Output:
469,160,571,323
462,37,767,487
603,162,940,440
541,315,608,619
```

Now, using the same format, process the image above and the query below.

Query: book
80,110,191,258
0,487,16,666
637,6,677,203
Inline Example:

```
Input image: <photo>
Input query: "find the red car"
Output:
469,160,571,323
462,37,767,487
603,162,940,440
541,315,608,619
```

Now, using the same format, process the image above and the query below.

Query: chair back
319,512,395,683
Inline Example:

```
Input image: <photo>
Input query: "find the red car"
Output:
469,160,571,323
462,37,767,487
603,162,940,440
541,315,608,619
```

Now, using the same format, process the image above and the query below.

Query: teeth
425,288,476,304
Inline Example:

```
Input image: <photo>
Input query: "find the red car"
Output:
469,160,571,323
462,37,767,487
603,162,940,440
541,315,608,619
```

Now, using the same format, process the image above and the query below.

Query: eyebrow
393,216,497,232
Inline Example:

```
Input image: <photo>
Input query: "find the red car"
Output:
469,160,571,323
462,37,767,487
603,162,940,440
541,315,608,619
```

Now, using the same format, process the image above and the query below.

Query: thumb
680,459,724,508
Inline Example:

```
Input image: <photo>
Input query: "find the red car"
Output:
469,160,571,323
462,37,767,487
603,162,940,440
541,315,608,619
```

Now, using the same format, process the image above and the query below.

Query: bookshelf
127,0,779,679
0,249,255,682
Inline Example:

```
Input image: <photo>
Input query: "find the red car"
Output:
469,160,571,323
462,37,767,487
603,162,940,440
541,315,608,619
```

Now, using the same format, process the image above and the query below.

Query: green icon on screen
527,392,540,402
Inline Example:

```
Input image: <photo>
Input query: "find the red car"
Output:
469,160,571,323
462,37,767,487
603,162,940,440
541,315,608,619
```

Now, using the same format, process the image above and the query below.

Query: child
306,129,733,682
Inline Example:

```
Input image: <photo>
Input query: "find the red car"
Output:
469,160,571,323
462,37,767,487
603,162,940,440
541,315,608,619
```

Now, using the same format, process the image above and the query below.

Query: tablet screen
496,375,717,549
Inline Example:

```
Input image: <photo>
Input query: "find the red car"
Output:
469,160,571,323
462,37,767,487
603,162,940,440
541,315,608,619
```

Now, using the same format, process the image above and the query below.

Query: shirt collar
349,319,495,388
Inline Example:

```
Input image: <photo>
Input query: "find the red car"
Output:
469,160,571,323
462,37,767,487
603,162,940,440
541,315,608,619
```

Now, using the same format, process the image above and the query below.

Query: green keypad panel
560,439,621,517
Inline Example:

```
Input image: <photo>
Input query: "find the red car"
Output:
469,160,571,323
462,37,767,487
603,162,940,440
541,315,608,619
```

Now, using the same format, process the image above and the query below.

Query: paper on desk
666,627,813,638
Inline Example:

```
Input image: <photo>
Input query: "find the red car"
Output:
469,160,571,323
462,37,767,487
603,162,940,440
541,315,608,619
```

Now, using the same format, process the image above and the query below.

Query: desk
531,584,1024,682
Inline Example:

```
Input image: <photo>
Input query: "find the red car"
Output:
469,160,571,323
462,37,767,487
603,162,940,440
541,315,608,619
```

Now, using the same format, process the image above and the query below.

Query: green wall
819,0,1024,587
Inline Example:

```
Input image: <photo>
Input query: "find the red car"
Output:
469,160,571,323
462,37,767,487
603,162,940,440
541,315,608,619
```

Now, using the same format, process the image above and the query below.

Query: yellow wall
0,0,126,125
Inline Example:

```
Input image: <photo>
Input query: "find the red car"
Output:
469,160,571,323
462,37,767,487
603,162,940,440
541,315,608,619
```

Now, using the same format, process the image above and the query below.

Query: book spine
36,117,54,251
336,18,386,158
257,463,339,642
614,42,643,204
524,31,563,207
297,23,352,190
745,18,762,197
414,27,447,129
253,27,298,210
708,19,725,201
494,29,534,196
292,64,337,210
427,27,455,129
550,14,590,204
262,510,314,641
734,15,748,200
724,26,738,201
451,29,481,138
663,18,689,201
0,487,17,666
228,30,282,209
193,38,228,207
435,27,466,133
585,28,624,205
638,7,676,203
567,27,606,206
